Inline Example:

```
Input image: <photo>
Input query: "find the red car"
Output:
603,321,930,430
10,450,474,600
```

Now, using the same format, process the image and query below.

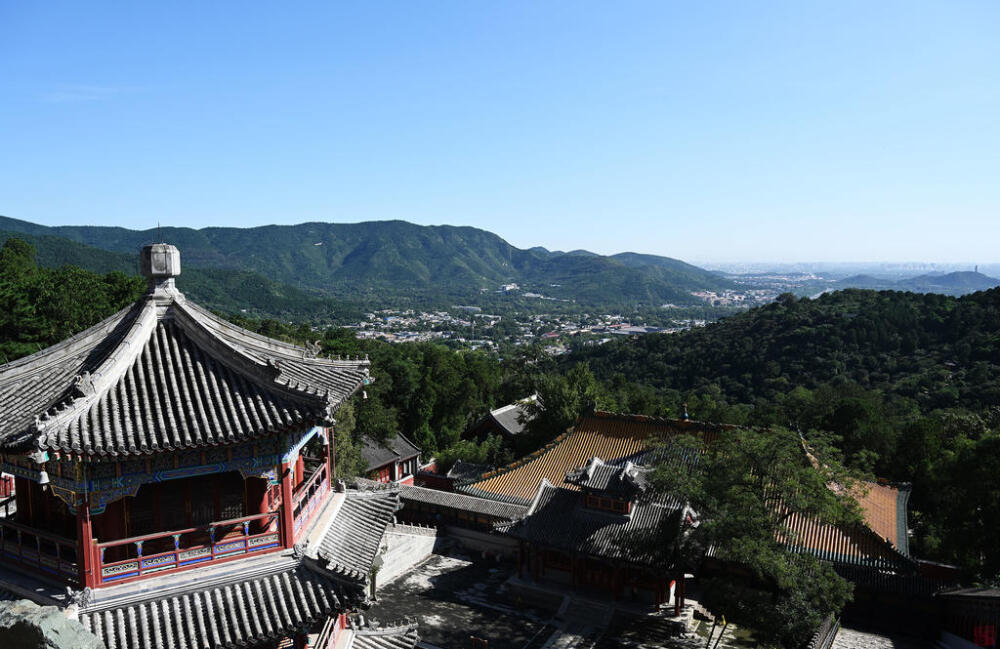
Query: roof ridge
33,298,159,436
173,302,333,408
183,300,371,368
0,301,141,380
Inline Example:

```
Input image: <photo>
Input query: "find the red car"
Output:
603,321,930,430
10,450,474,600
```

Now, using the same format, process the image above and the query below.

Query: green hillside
567,288,1000,578
0,216,732,307
0,229,361,321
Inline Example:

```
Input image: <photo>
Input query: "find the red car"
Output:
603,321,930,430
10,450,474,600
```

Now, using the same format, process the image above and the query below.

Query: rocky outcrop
0,599,104,649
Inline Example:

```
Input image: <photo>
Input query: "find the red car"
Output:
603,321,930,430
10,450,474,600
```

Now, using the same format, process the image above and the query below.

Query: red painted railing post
76,497,94,588
279,461,296,548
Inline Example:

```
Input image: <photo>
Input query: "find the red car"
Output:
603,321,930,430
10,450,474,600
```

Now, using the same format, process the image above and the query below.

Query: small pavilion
0,243,414,649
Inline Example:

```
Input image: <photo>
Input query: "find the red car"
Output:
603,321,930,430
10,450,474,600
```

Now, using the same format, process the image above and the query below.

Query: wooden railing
0,518,78,584
292,461,329,537
96,511,281,585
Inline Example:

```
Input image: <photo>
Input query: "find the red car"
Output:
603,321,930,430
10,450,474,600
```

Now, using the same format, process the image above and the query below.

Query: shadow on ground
367,552,555,649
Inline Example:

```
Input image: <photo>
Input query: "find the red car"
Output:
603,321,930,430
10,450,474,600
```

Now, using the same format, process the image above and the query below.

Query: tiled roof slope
350,623,420,649
780,505,912,570
489,396,537,437
316,490,399,582
459,411,723,504
362,434,420,471
0,289,369,457
856,481,910,554
400,485,528,521
78,565,346,649
445,459,490,482
565,457,648,498
503,479,683,568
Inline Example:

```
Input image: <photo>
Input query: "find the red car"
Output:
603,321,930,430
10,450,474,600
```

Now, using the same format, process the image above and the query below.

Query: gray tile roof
0,291,369,457
351,622,420,649
316,490,400,582
564,457,649,498
400,485,527,521
78,565,347,649
502,480,683,567
487,396,537,437
445,459,489,482
361,434,420,471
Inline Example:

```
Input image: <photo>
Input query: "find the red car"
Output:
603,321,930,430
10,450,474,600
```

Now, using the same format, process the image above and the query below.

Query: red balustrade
0,518,78,584
0,475,14,499
292,461,329,538
96,511,282,585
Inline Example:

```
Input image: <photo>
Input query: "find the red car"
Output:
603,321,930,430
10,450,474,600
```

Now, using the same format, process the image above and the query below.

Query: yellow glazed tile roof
459,411,724,504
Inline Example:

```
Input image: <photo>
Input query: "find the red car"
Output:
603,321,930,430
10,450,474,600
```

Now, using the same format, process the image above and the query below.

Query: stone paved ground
831,626,931,649
369,551,710,649
367,552,554,649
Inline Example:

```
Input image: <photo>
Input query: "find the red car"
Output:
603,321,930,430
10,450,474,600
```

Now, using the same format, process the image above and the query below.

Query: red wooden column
322,430,332,487
294,455,305,487
517,542,524,579
279,461,296,548
76,497,96,589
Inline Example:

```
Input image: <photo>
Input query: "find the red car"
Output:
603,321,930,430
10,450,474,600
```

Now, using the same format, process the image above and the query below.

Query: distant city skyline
2,2,998,263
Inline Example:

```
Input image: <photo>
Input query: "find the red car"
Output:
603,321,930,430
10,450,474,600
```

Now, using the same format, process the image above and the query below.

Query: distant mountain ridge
0,215,732,307
0,228,357,320
838,271,1000,296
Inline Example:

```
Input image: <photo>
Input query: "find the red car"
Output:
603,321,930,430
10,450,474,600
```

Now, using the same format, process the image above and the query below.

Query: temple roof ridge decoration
0,243,370,458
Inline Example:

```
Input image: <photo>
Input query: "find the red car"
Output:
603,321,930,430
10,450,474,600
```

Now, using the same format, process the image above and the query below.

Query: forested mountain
0,229,361,321
0,215,731,307
568,288,1000,580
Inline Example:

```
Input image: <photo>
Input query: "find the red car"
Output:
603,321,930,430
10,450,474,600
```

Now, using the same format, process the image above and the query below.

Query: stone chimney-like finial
140,243,181,296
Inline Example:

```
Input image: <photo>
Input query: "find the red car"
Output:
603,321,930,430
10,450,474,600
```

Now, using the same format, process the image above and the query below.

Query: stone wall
444,525,519,558
377,524,442,588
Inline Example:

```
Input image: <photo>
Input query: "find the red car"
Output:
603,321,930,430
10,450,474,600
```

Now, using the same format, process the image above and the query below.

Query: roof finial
141,242,181,296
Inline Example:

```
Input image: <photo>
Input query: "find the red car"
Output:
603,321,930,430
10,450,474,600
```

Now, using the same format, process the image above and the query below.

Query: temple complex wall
444,525,518,558
378,524,441,587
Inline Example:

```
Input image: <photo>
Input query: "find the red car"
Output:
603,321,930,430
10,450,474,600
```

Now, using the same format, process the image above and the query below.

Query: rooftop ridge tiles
0,302,143,377
183,300,371,368
31,299,159,437
176,304,361,412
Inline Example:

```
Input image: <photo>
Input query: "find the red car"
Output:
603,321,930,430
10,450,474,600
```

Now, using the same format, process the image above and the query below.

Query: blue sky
1,2,998,262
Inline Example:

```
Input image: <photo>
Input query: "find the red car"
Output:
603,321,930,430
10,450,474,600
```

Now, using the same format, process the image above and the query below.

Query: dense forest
0,238,145,363
1,237,996,585
571,289,1000,582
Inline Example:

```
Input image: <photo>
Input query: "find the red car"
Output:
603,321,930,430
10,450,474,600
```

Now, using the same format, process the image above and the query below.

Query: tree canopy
650,427,861,647
0,238,145,363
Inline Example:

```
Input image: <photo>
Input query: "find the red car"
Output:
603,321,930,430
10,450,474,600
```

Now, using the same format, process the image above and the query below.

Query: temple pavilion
0,244,416,649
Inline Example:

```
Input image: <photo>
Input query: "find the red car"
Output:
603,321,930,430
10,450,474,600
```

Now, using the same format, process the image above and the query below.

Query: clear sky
1,2,998,263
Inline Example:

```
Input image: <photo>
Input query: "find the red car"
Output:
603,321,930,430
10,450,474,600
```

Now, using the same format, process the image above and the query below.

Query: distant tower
975,264,979,273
